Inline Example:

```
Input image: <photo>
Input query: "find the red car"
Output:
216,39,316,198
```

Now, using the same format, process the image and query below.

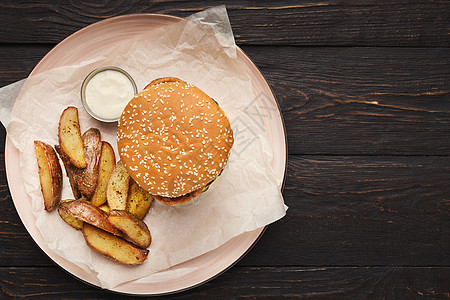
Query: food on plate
98,204,110,213
153,188,203,206
108,210,152,249
35,105,157,266
55,145,82,199
91,141,116,206
126,179,153,219
83,223,148,265
58,106,86,169
34,141,63,211
106,161,130,210
76,128,102,199
117,77,234,205
59,199,122,236
58,200,84,230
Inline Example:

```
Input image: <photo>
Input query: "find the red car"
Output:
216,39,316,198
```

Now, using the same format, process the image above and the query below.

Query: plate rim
5,12,288,296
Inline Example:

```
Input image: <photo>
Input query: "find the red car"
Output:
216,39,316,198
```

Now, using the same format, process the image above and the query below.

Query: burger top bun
117,77,234,198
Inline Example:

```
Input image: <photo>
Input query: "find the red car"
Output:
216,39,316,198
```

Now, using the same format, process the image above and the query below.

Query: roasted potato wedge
106,161,130,210
58,200,84,230
126,179,153,219
55,145,81,199
98,204,110,214
58,106,86,169
59,200,122,236
83,223,148,265
76,128,102,199
108,210,152,249
34,141,62,211
91,141,116,206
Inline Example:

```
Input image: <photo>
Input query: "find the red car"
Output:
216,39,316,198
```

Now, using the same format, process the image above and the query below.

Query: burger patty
152,187,203,206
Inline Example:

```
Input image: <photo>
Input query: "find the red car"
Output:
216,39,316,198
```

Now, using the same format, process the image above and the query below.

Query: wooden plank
0,1,448,46
240,155,450,266
0,266,449,298
0,150,449,267
0,45,52,86
242,46,450,155
0,45,449,155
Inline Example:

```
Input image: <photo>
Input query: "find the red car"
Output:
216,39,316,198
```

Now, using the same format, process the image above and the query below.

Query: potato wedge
98,204,110,214
126,179,153,219
106,161,130,210
55,145,82,199
76,128,102,199
108,210,152,249
91,141,116,206
83,223,148,265
34,141,62,211
58,200,83,230
59,200,122,236
58,106,86,168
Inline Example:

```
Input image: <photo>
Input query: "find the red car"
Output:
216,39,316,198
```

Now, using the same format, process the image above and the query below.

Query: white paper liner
1,6,287,288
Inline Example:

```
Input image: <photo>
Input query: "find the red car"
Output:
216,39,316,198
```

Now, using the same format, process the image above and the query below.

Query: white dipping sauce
85,69,135,120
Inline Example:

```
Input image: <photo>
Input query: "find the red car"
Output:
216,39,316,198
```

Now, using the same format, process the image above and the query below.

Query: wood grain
241,155,450,267
0,45,52,85
0,1,448,46
0,45,449,155
0,1,448,297
1,151,449,267
241,46,450,155
0,266,449,298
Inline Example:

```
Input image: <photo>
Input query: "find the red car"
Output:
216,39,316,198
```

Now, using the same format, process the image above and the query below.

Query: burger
117,77,234,205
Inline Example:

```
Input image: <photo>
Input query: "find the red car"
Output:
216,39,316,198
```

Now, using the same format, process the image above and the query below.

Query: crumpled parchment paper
0,6,287,288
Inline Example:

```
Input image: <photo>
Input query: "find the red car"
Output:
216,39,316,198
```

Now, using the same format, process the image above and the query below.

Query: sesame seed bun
117,77,234,204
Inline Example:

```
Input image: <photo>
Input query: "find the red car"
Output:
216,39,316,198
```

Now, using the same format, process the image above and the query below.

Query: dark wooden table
0,1,449,299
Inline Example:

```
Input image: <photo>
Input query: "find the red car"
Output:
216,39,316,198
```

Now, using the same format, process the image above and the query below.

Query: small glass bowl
81,66,137,122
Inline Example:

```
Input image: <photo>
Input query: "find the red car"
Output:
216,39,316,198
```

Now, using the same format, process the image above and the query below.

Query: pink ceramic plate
5,14,287,295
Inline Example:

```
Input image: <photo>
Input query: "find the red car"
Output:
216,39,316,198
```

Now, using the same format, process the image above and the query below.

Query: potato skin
98,204,110,214
77,128,102,199
55,145,82,199
126,179,153,219
58,200,84,230
106,161,130,210
59,200,122,236
83,223,148,265
108,210,152,249
34,141,62,211
58,106,86,169
91,141,116,206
